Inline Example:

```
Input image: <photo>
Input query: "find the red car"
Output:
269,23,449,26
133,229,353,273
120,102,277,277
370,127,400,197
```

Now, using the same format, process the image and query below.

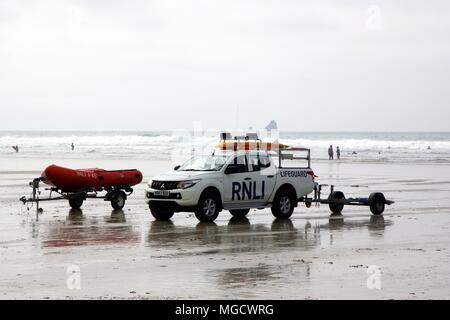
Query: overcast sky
0,0,449,132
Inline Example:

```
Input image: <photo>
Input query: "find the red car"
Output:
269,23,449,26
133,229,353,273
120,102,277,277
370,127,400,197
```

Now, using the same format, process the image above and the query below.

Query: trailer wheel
329,191,345,214
150,207,174,220
69,198,84,209
111,191,126,210
229,209,250,218
195,191,221,222
271,189,295,219
369,192,385,215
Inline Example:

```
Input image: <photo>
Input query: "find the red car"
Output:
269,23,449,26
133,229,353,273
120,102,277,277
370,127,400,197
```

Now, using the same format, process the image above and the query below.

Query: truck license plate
154,190,170,197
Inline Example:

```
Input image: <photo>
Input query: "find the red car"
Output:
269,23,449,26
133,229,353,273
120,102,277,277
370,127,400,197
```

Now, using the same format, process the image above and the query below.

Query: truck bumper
148,200,197,212
145,187,200,209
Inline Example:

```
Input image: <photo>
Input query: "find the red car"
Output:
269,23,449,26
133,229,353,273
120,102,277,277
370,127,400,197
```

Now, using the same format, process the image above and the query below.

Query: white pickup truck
145,148,316,222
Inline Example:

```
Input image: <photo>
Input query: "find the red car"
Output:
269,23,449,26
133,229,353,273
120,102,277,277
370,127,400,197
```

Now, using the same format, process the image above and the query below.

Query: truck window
226,155,248,173
249,154,271,171
178,155,228,171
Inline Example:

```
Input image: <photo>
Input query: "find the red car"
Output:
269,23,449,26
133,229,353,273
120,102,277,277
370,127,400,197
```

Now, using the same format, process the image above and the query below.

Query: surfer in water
12,145,19,153
71,143,75,151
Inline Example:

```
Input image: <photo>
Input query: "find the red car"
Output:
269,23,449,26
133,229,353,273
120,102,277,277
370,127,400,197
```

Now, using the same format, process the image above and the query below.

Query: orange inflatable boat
42,165,143,193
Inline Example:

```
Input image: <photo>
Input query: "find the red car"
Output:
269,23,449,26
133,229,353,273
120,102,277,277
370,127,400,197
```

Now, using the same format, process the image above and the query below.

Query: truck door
223,154,257,208
248,153,277,203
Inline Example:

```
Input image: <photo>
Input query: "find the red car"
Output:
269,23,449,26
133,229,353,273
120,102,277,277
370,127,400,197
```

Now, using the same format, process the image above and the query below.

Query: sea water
0,131,449,164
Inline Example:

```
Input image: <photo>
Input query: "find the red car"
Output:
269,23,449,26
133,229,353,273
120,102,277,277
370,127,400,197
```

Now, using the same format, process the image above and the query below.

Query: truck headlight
177,179,200,189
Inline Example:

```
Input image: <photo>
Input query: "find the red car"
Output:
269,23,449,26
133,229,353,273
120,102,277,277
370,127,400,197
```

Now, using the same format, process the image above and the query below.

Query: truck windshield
178,155,228,171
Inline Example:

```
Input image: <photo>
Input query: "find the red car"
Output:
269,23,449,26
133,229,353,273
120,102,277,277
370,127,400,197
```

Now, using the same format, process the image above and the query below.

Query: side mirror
225,164,239,175
174,165,180,171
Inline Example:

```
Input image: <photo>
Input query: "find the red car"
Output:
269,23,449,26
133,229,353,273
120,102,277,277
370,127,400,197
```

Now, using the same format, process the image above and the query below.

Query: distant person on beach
336,146,341,160
328,145,334,160
71,143,75,151
12,145,19,153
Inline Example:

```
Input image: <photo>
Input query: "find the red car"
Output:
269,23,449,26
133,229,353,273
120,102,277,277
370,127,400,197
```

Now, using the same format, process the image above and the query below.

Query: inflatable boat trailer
20,177,137,220
20,165,143,220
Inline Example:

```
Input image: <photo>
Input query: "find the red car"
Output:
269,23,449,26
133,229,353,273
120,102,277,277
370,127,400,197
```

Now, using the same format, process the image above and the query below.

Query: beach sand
0,158,449,299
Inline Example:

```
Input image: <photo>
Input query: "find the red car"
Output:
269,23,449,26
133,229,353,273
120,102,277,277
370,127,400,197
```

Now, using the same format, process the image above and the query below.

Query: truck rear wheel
195,191,220,222
329,191,345,214
369,192,385,215
271,189,295,219
229,209,250,218
150,207,175,220
111,191,126,210
69,198,84,209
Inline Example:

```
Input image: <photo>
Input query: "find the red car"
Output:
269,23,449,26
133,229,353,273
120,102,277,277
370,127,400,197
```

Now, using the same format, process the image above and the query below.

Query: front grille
151,180,179,190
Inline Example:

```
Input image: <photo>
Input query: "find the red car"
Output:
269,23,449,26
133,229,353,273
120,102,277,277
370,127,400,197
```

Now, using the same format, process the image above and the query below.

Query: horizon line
1,129,449,134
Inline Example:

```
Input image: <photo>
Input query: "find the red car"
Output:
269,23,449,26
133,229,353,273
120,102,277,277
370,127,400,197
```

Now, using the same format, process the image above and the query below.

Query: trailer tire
229,209,250,218
369,192,385,215
150,207,175,220
329,191,345,214
69,198,84,209
195,191,221,222
111,191,126,210
271,189,295,219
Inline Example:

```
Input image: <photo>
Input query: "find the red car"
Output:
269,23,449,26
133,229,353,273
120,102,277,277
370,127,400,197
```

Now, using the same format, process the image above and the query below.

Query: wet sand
1,159,450,299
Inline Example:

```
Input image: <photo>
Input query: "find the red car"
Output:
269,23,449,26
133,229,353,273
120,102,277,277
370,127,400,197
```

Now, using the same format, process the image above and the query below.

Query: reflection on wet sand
148,220,221,247
146,215,392,290
41,209,140,247
321,215,391,246
211,216,391,290
215,263,282,289
67,208,85,224
324,215,390,233
147,215,391,256
105,209,127,223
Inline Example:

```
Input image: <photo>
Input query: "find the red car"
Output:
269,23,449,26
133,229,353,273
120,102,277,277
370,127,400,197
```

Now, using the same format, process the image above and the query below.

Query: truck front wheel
150,207,174,220
271,189,295,219
195,191,221,222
